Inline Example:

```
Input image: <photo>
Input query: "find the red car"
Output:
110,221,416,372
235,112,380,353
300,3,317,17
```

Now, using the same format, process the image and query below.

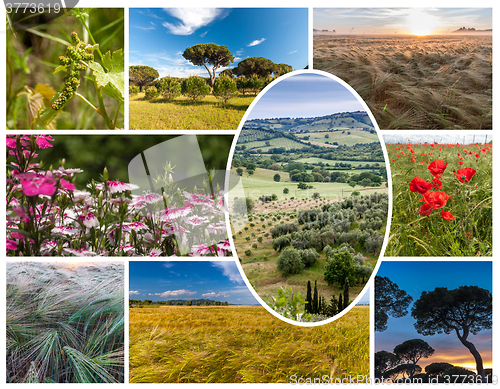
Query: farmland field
297,129,380,147
129,93,254,130
129,305,369,383
314,34,492,130
386,141,492,256
231,167,387,201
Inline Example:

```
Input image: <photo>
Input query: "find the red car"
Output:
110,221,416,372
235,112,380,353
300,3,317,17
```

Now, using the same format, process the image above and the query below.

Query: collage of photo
4,3,494,385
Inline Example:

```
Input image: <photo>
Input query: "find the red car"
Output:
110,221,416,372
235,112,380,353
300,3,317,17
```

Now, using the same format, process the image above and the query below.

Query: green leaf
53,65,68,75
87,49,124,102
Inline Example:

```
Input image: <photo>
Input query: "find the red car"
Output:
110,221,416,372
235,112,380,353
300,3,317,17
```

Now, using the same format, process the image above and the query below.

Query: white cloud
129,290,140,295
154,289,197,297
210,262,244,284
247,38,266,47
288,50,298,55
162,8,227,35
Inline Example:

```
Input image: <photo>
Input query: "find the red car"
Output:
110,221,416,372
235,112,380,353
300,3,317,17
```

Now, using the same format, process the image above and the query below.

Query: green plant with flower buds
7,8,124,130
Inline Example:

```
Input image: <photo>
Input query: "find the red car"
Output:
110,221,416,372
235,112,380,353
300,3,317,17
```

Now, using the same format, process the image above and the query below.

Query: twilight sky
375,261,492,372
129,8,308,78
246,73,367,120
129,261,259,305
314,8,492,35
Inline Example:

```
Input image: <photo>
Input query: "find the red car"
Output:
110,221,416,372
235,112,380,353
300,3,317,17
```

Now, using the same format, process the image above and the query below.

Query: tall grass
314,35,492,129
386,142,492,256
6,262,124,383
129,305,369,383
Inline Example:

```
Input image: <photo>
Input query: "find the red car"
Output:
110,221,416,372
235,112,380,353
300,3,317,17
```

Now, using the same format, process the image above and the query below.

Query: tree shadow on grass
148,97,251,112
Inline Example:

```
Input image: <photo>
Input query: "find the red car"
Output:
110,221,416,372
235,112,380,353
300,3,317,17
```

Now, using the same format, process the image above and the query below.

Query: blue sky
129,261,259,305
246,73,367,120
314,8,492,35
129,8,308,78
376,261,492,371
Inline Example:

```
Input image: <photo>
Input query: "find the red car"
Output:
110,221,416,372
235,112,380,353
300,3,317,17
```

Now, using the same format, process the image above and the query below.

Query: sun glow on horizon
405,9,440,36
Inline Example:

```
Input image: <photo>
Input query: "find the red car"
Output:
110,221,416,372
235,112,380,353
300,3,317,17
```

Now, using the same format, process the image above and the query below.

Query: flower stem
75,92,99,112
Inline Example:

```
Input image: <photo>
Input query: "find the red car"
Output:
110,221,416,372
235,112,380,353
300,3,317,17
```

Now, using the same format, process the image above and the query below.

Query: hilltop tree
182,43,235,87
129,65,159,91
425,362,454,377
412,285,492,380
375,276,413,332
233,57,276,78
274,173,281,182
394,339,434,379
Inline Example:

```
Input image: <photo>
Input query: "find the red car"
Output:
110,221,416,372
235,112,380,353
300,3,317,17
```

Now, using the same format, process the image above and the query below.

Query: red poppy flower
457,152,461,156
421,191,451,209
428,160,448,178
454,168,476,183
458,161,464,165
431,177,442,190
410,177,433,194
441,210,455,221
419,204,433,217
475,154,480,158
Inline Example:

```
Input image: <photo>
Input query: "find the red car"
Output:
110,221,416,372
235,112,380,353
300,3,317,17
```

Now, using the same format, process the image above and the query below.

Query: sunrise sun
406,9,439,36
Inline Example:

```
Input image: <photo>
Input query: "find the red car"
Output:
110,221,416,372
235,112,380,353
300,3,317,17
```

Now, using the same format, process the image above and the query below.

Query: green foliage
129,65,159,91
213,75,238,104
269,286,311,321
273,173,281,182
181,76,211,102
324,251,357,289
129,85,140,95
245,249,252,257
234,57,278,78
88,48,124,102
158,77,181,100
276,247,304,276
182,43,235,87
144,86,159,100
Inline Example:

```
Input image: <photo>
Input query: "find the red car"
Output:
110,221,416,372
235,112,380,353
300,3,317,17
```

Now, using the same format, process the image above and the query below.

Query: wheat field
129,305,369,383
314,34,492,130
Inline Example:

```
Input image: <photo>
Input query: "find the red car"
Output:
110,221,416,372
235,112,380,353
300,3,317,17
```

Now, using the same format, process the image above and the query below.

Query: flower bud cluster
51,32,98,111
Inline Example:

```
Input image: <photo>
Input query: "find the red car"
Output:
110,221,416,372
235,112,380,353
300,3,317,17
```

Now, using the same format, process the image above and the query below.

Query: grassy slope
232,167,387,200
129,93,254,130
297,129,379,147
129,305,369,383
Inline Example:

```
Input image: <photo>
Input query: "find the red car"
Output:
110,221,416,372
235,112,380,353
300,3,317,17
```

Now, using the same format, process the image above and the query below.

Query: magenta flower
95,181,139,194
6,239,18,251
186,215,209,226
52,226,80,236
160,206,191,222
190,243,211,256
81,212,99,229
35,135,54,149
18,173,57,196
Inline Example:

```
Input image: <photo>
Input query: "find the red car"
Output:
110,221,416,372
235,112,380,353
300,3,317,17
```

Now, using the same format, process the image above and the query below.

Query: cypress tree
343,280,349,309
338,293,343,312
305,280,312,314
313,281,319,314
328,294,338,317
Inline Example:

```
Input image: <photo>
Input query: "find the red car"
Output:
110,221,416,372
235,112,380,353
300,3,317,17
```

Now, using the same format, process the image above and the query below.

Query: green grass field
129,93,254,130
240,137,305,151
386,142,492,256
129,305,369,383
232,167,387,201
296,157,386,167
297,129,379,147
